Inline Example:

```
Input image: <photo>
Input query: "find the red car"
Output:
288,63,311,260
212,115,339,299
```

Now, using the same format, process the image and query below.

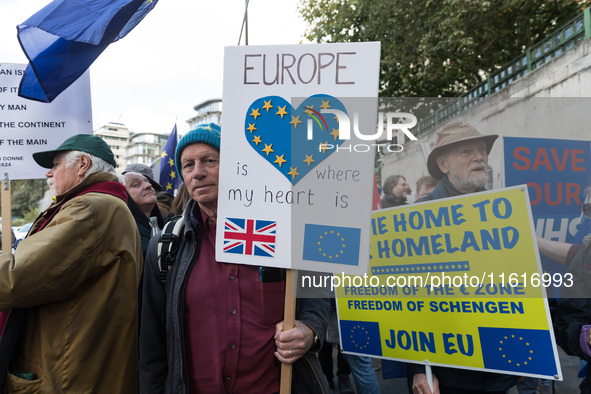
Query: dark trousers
439,388,506,394
318,341,351,382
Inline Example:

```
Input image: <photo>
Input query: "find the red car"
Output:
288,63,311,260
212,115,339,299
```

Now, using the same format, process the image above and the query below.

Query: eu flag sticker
302,223,361,266
340,320,382,356
478,327,558,376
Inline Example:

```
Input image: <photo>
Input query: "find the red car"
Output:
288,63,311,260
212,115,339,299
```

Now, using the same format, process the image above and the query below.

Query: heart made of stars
244,95,347,185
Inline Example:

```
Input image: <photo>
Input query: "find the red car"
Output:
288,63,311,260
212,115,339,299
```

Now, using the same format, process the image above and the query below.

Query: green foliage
22,206,40,223
0,179,47,222
299,0,589,96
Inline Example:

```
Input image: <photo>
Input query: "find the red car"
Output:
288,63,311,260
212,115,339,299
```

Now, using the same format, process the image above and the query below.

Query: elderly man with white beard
416,121,495,202
409,121,518,394
0,134,142,393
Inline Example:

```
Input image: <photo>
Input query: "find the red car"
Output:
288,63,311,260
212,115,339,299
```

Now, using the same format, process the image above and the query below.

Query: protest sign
504,136,591,297
336,187,561,379
216,43,381,275
504,136,591,242
0,63,92,180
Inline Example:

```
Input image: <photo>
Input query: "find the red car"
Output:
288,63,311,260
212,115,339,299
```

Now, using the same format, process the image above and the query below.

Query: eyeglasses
582,203,591,218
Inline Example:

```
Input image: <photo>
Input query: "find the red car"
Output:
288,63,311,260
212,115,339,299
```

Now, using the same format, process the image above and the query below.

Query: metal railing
412,8,591,137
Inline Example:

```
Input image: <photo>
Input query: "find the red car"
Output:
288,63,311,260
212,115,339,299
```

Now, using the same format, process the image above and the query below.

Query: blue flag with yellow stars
17,0,158,103
244,94,347,185
478,327,558,376
340,320,382,356
302,223,361,266
160,124,181,195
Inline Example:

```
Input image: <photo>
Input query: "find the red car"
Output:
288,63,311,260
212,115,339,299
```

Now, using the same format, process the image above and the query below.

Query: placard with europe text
216,43,381,274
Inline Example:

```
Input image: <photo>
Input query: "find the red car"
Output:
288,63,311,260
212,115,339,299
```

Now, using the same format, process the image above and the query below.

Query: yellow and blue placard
336,187,562,379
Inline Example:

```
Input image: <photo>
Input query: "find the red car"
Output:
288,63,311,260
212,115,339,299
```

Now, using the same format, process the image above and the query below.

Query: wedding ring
288,349,292,357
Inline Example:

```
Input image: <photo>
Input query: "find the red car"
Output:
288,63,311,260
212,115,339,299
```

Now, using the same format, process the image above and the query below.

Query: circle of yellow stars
350,325,371,350
317,230,346,259
247,99,336,180
498,335,533,367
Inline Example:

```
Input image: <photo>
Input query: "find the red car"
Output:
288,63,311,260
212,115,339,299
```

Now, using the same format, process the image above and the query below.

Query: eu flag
340,320,382,356
478,327,558,376
160,124,181,195
302,223,361,266
244,95,347,185
17,0,158,103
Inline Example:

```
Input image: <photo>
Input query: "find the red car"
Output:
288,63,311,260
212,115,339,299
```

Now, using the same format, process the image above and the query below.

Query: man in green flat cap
0,134,143,394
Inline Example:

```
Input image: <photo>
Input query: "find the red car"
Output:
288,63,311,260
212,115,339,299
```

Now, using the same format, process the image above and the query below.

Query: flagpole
238,0,250,45
245,0,248,45
1,173,12,254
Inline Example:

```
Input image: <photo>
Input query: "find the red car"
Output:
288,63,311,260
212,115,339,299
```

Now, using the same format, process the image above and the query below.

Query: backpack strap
157,216,184,284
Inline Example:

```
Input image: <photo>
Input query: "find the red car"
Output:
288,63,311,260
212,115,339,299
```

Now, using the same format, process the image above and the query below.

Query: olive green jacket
0,172,143,393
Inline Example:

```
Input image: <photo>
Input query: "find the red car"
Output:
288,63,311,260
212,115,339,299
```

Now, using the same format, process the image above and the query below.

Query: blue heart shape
244,94,347,185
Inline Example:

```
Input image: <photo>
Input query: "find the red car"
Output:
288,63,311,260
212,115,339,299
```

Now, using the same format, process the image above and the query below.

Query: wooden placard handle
279,269,298,394
1,173,11,254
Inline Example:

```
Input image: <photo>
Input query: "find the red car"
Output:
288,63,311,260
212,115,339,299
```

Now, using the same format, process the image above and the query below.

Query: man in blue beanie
139,123,330,393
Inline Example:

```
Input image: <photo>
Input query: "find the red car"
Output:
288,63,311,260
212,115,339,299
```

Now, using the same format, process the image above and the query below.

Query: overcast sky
0,0,310,135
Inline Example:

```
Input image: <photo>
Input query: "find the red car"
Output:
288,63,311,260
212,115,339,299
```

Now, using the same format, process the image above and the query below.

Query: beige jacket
0,172,143,394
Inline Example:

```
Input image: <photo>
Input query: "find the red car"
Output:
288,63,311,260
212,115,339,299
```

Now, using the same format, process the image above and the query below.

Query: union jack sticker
223,217,277,258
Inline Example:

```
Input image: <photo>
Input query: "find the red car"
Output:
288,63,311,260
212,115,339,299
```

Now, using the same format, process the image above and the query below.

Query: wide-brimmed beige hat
427,121,498,179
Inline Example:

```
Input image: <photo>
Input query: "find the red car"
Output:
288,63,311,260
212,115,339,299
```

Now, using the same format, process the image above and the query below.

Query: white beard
450,171,489,191
449,162,489,191
38,181,56,212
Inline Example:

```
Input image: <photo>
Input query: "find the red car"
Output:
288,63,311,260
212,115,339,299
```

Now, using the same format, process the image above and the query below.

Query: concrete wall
381,38,591,201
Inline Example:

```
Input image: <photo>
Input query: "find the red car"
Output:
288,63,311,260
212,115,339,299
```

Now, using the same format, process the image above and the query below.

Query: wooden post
426,364,434,393
1,173,11,254
279,269,298,394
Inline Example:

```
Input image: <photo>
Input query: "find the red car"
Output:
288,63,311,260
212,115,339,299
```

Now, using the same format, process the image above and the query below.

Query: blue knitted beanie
175,123,221,180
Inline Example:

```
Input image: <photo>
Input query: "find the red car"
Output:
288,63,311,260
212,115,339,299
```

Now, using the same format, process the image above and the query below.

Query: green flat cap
33,134,117,169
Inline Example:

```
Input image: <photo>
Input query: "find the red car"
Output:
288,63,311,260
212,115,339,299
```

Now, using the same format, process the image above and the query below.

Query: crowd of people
0,119,590,394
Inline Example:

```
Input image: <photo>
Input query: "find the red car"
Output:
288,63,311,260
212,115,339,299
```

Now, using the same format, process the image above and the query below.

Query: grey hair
62,150,123,183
